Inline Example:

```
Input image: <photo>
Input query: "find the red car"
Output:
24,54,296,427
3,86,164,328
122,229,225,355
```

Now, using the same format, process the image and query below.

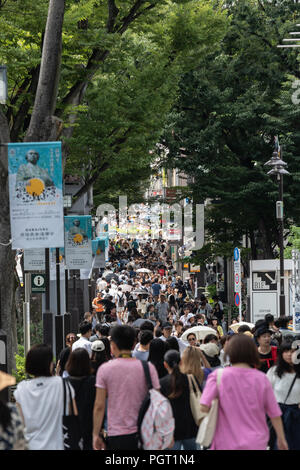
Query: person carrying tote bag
187,374,207,427
198,334,288,450
196,368,223,448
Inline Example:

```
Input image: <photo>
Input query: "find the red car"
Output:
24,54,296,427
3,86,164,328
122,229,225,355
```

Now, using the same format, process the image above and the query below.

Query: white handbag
196,368,224,448
187,374,206,426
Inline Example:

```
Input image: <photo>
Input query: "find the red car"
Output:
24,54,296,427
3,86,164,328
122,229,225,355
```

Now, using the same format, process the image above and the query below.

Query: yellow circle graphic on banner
73,233,83,244
26,178,45,196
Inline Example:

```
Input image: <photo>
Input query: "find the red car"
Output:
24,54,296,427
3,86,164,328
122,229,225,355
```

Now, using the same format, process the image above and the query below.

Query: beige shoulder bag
196,368,224,448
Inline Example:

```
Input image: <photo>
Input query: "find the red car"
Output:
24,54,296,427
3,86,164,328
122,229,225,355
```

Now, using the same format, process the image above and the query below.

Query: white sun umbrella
181,325,217,342
102,270,113,277
229,322,255,333
136,268,152,273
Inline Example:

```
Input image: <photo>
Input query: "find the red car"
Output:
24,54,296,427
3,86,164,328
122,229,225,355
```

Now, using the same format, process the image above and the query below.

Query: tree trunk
0,109,16,372
257,217,274,259
25,0,65,142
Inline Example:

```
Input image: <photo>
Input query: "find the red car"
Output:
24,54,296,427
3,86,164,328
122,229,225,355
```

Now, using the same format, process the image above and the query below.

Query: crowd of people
1,237,300,451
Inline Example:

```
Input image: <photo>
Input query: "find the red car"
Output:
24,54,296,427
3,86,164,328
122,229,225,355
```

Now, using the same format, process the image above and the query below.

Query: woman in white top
14,344,77,450
267,340,300,450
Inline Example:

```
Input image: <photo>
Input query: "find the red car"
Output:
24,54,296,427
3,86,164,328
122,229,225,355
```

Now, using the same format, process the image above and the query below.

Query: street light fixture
265,137,290,317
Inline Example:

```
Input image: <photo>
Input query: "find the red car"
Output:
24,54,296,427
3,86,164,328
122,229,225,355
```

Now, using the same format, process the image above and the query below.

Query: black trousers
107,432,139,450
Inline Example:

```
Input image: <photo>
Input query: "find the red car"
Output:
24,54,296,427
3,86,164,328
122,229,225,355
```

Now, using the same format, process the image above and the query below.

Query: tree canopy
159,0,300,264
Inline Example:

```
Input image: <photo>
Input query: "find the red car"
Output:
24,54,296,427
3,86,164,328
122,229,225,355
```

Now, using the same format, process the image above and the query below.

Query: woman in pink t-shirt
200,334,288,450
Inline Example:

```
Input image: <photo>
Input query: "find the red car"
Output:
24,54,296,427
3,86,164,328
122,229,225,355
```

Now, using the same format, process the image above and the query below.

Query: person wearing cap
179,306,194,327
91,339,109,375
159,322,173,341
256,326,278,374
0,371,27,450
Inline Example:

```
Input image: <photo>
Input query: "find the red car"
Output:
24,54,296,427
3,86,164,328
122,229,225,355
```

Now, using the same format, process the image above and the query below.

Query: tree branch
117,0,145,34
72,160,110,200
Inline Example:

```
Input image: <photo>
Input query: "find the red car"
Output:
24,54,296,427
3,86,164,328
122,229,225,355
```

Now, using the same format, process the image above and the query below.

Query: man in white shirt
97,276,107,292
72,321,93,357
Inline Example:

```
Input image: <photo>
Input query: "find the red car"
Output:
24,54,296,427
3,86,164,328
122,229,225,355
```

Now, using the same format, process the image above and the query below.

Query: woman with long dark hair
267,341,300,450
148,338,168,379
66,348,96,450
159,349,199,450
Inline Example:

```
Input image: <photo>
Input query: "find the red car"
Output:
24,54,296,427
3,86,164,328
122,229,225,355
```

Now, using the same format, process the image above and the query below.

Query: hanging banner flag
8,142,64,249
64,215,92,269
92,238,107,269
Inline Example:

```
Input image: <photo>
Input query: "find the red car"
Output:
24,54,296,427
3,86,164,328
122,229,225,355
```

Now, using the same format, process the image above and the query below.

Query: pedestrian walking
199,334,288,450
160,350,199,450
14,344,77,450
72,321,93,357
255,326,278,373
148,338,169,379
90,339,110,375
267,341,300,450
93,325,160,450
56,332,77,377
66,348,96,450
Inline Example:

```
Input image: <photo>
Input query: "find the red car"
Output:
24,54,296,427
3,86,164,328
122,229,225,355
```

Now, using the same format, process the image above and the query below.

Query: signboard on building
31,273,46,293
250,259,293,323
252,292,278,323
252,271,277,291
190,264,200,273
8,142,64,249
24,248,45,271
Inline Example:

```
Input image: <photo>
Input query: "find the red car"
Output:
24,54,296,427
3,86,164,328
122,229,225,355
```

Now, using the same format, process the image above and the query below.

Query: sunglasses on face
188,337,196,342
67,336,76,341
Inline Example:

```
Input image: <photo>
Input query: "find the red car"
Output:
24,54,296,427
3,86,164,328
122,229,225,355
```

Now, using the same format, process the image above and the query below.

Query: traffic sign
235,293,240,307
233,247,242,316
31,273,46,293
234,247,240,261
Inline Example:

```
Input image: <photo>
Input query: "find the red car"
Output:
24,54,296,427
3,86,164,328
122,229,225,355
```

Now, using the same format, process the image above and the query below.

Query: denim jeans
171,438,199,450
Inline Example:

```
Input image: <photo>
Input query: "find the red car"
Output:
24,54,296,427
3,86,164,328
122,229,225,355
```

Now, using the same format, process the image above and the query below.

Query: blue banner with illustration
92,237,108,268
64,215,92,269
8,142,64,249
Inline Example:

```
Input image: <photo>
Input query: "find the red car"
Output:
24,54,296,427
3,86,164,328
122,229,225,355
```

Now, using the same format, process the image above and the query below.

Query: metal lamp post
264,137,290,316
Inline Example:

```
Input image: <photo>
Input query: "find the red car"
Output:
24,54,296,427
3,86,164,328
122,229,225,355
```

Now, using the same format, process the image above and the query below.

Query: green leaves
161,0,300,261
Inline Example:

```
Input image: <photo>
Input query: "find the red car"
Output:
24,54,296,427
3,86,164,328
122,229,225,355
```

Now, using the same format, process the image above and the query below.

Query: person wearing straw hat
0,372,27,450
